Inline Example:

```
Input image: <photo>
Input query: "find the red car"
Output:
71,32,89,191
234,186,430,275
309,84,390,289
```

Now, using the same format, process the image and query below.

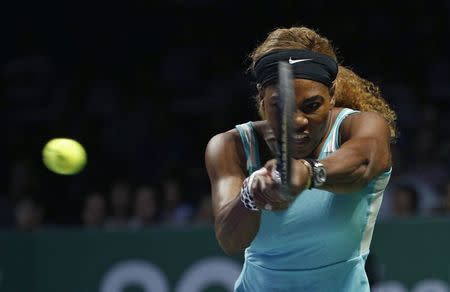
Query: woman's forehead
264,79,329,98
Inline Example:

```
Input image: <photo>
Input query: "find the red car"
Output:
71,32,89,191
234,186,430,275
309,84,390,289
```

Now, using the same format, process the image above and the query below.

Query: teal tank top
234,108,391,292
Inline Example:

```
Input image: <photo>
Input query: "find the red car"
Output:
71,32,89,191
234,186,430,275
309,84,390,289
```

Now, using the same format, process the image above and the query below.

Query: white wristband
239,168,266,211
240,177,259,211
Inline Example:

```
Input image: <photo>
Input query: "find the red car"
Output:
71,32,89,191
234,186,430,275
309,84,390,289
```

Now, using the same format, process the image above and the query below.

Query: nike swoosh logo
288,57,312,64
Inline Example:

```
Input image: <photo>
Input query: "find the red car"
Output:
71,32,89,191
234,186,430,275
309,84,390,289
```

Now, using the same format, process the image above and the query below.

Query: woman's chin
293,145,313,159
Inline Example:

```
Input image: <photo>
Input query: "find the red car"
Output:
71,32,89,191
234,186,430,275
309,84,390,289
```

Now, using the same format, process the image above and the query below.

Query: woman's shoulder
339,109,389,129
205,127,247,170
339,109,391,143
224,121,271,153
248,120,273,140
221,120,271,142
206,128,241,152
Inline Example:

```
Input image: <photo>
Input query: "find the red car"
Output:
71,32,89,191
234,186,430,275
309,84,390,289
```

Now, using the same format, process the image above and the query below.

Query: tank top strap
235,122,262,175
319,108,360,159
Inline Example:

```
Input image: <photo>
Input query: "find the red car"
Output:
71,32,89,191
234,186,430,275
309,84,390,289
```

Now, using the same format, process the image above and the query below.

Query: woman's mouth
293,133,310,145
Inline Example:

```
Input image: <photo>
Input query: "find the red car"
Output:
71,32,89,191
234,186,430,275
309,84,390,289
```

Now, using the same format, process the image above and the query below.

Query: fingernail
264,203,272,211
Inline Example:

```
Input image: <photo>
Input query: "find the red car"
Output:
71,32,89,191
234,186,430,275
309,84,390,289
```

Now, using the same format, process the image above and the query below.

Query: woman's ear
258,98,266,118
329,84,336,107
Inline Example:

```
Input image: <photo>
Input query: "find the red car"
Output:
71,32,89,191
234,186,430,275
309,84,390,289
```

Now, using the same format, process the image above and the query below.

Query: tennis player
205,26,397,291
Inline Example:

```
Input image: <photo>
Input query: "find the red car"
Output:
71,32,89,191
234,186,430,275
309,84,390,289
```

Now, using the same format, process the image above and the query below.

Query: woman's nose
294,112,308,130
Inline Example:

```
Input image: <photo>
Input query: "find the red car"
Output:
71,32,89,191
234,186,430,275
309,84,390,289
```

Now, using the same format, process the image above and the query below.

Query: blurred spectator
379,173,441,219
412,126,438,165
192,196,214,226
14,198,42,231
161,178,193,226
81,192,106,229
8,159,39,201
432,180,450,216
391,185,419,218
105,180,132,229
129,186,159,229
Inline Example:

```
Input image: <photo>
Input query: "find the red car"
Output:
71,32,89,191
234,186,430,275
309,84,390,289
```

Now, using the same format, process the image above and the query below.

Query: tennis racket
276,61,295,198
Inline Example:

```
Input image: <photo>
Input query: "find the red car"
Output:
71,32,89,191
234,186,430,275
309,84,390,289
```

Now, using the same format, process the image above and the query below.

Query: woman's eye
304,102,321,113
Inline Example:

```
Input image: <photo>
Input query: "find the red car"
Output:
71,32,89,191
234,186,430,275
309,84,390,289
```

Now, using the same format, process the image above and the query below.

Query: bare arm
291,112,392,194
320,112,392,193
205,131,261,255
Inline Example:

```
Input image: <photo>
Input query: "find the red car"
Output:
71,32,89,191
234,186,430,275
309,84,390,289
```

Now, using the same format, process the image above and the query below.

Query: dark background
1,1,449,229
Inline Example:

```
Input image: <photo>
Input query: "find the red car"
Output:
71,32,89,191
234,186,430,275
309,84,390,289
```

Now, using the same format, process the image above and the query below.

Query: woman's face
262,79,335,158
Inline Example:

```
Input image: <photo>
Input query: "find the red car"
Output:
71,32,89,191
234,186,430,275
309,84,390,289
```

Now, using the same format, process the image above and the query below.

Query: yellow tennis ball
42,138,87,175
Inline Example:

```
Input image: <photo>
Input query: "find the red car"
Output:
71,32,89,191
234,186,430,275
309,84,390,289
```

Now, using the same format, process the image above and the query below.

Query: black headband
254,49,338,88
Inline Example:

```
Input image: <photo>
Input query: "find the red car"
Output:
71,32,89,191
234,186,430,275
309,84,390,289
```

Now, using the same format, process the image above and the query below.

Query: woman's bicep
339,112,392,175
320,112,392,193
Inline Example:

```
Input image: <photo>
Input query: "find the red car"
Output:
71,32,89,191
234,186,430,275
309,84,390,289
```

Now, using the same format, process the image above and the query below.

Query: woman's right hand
250,159,293,211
